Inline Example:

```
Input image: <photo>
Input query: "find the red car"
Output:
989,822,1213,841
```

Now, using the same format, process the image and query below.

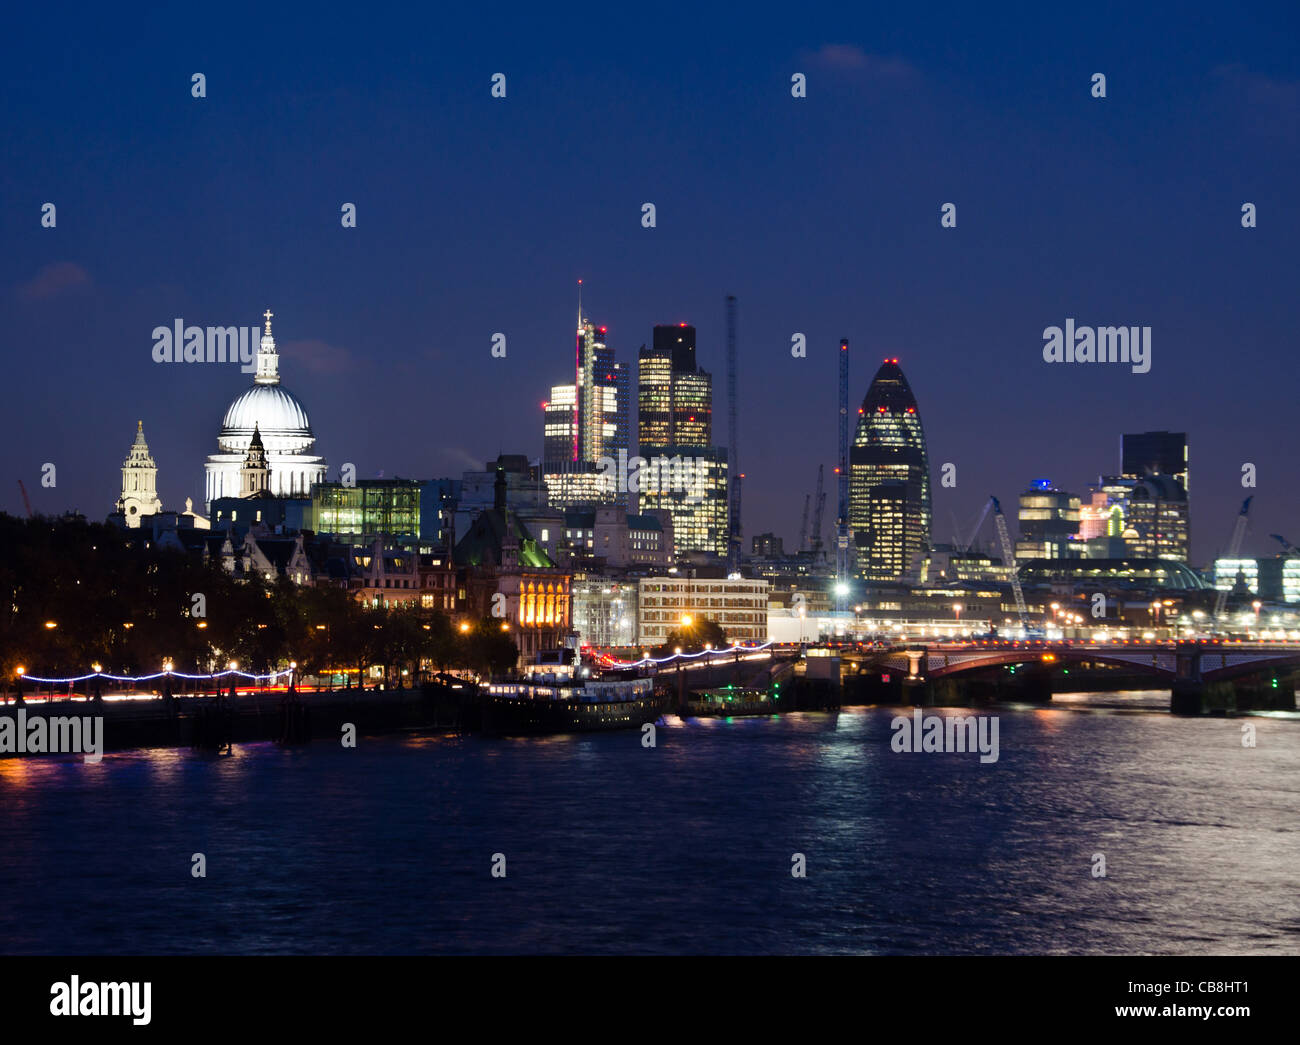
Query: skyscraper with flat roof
636,323,728,557
1118,430,1189,561
1122,431,1188,491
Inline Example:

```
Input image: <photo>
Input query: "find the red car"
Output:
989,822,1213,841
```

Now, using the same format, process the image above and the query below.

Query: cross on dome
263,309,274,334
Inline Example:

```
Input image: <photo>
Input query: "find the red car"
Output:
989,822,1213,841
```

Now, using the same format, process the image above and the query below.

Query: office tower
1108,430,1190,561
848,358,931,582
543,299,629,510
1015,480,1082,559
1122,431,1188,491
636,323,729,557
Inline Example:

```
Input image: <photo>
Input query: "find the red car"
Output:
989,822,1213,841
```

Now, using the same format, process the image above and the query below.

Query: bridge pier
1171,644,1298,714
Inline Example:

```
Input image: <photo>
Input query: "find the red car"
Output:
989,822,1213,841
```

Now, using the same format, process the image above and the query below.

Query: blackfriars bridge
835,639,1300,714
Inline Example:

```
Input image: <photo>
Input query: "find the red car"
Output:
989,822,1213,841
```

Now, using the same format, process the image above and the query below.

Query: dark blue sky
3,2,1296,563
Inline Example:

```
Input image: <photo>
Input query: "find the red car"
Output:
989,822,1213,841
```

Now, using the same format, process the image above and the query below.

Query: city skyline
2,2,1298,977
25,297,1268,566
4,6,1297,565
24,298,1274,570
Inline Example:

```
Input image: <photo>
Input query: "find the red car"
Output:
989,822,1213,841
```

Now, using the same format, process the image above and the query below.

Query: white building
204,310,327,510
637,576,769,646
116,420,163,526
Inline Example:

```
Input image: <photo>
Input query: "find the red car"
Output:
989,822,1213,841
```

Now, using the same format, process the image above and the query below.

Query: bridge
832,639,1300,713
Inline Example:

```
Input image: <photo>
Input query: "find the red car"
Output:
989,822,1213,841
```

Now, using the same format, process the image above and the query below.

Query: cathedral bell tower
117,420,163,526
239,423,271,497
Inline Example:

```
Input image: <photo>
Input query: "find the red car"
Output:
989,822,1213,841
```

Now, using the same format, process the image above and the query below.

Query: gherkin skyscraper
848,358,931,581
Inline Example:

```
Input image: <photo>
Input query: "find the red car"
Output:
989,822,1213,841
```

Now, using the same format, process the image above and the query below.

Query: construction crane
726,295,740,575
732,473,744,570
960,498,995,555
835,338,850,611
798,493,811,554
1269,533,1295,557
1213,497,1254,622
810,464,827,563
17,479,33,518
990,496,1028,627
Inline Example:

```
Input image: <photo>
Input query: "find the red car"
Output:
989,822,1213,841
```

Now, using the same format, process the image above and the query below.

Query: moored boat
481,675,668,736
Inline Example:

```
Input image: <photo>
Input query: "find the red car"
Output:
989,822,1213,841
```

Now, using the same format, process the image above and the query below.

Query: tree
459,618,518,678
660,616,726,654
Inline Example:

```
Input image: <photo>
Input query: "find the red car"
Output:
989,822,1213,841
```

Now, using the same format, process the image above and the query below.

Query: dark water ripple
1,705,1297,954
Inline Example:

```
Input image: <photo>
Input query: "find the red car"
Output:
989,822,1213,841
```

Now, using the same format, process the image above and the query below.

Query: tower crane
798,494,811,554
1269,533,1295,557
961,498,994,555
17,479,33,518
990,497,1028,627
1213,497,1253,622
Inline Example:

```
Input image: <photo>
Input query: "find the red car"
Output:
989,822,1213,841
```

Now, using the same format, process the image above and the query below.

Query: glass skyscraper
543,311,629,509
848,358,931,581
636,324,729,557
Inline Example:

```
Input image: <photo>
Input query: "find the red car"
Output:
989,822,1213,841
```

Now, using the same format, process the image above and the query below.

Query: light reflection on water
1,701,1297,955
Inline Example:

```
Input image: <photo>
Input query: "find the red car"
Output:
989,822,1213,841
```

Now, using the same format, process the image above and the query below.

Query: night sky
3,3,1296,565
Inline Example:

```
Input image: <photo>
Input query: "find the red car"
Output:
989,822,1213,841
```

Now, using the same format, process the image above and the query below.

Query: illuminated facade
1124,476,1189,562
543,469,609,513
1015,481,1081,560
637,325,712,449
637,576,770,645
310,479,422,543
455,465,573,664
636,324,728,558
204,311,327,510
1208,556,1300,604
637,448,729,557
116,421,163,526
542,306,629,510
849,359,931,581
1213,558,1257,595
1078,490,1121,540
571,578,638,648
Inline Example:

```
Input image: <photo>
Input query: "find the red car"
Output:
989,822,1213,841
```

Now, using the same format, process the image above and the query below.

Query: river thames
2,700,1297,955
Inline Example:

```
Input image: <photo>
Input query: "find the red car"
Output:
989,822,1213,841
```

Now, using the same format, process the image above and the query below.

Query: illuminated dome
218,384,315,454
204,310,327,509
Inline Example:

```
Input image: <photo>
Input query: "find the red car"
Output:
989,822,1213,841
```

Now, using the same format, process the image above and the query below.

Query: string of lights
17,668,295,685
598,641,774,669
